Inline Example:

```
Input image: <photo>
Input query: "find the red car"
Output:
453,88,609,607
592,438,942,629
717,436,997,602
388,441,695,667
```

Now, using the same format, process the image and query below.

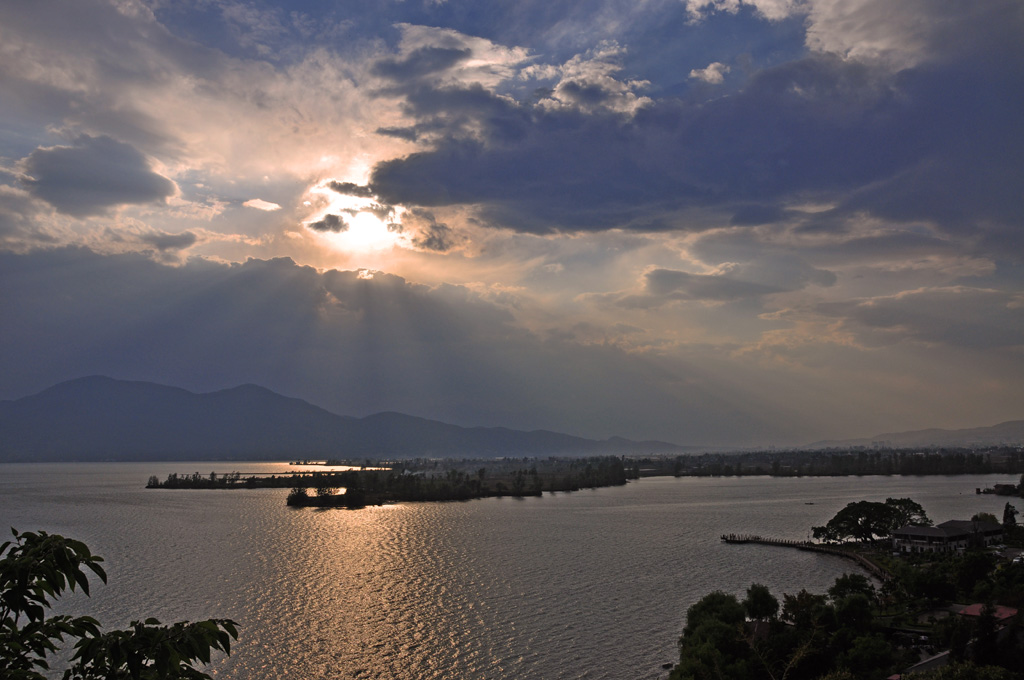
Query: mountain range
806,420,1024,449
0,376,686,462
3,377,1021,462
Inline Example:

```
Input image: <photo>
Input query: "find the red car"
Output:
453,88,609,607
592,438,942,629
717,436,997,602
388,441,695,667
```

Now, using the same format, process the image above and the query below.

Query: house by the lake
891,519,1003,554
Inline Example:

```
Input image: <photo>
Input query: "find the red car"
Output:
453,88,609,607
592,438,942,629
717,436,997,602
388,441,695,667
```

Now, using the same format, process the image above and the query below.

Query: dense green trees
742,584,778,622
672,532,1024,680
827,574,875,603
670,577,907,680
671,591,755,680
1,529,236,679
670,576,917,680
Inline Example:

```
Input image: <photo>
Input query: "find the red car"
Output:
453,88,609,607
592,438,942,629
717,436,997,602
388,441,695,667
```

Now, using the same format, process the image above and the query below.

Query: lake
1,463,1018,679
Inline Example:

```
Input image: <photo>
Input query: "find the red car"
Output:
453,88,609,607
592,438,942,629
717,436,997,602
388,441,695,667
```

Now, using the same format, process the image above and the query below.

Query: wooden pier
721,534,890,581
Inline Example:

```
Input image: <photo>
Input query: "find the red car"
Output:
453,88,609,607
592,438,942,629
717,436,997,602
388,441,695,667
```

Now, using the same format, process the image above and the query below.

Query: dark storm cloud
368,11,1024,247
596,272,774,311
371,115,687,233
817,288,1024,350
307,213,349,233
395,82,532,145
729,204,789,226
370,55,904,233
327,181,376,198
19,135,176,217
375,126,419,142
803,232,961,267
323,182,395,221
553,79,618,108
599,244,836,308
645,268,781,301
405,209,459,252
371,46,473,82
139,230,198,252
362,203,393,221
0,247,796,445
414,224,455,252
689,227,961,272
0,187,59,248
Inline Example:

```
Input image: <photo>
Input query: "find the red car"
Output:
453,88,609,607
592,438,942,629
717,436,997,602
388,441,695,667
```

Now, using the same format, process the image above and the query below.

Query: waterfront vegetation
146,456,637,506
670,500,1024,680
811,497,932,544
0,529,237,679
147,447,1024,506
637,446,1024,480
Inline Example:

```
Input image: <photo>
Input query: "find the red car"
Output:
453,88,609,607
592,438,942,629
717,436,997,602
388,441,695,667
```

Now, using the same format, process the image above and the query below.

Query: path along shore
721,534,890,582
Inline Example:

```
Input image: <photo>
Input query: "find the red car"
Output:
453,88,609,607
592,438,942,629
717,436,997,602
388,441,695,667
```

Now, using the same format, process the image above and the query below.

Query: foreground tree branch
1,529,237,680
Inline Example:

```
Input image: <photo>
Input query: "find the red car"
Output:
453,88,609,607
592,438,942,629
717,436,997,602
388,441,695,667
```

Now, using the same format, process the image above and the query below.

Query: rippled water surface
1,463,1017,679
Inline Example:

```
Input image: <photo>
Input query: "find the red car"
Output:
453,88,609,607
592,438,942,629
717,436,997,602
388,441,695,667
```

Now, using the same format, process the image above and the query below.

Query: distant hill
0,376,685,462
806,419,1024,449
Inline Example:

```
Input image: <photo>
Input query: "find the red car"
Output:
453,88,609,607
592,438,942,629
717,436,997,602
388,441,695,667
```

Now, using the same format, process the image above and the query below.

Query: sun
304,184,405,254
337,211,399,251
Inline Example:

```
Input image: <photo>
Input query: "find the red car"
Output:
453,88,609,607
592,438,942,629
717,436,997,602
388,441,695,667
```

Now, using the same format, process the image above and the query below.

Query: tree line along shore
644,446,1024,478
146,446,1024,507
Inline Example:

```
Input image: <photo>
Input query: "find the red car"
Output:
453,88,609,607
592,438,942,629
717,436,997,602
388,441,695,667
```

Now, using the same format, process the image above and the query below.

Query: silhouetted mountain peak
806,419,1024,448
0,377,685,462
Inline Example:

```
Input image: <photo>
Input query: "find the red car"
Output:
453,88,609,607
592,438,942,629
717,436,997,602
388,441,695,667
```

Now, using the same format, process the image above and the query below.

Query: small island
146,456,638,506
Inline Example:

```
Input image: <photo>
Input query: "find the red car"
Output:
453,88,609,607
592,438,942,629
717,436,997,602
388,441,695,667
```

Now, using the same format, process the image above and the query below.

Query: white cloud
805,0,1024,70
1,4,393,179
243,198,282,211
804,0,945,69
689,62,731,84
684,0,1020,72
384,23,534,90
528,42,652,115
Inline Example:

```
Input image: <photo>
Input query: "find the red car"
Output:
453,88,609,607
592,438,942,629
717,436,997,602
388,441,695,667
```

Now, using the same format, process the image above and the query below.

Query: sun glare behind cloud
305,184,404,255
331,211,399,252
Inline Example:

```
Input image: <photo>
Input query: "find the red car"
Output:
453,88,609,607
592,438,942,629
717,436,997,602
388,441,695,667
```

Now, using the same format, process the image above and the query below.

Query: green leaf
1,529,237,679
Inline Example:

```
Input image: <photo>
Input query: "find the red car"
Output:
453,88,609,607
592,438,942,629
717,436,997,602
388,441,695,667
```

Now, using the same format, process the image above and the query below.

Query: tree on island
812,498,930,543
0,529,236,679
314,483,339,497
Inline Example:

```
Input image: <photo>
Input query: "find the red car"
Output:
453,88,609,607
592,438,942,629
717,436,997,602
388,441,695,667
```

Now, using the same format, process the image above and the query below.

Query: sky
1,0,1023,447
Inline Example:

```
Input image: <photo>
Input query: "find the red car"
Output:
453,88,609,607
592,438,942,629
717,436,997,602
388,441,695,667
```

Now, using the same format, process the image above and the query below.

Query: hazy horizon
2,0,1023,448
